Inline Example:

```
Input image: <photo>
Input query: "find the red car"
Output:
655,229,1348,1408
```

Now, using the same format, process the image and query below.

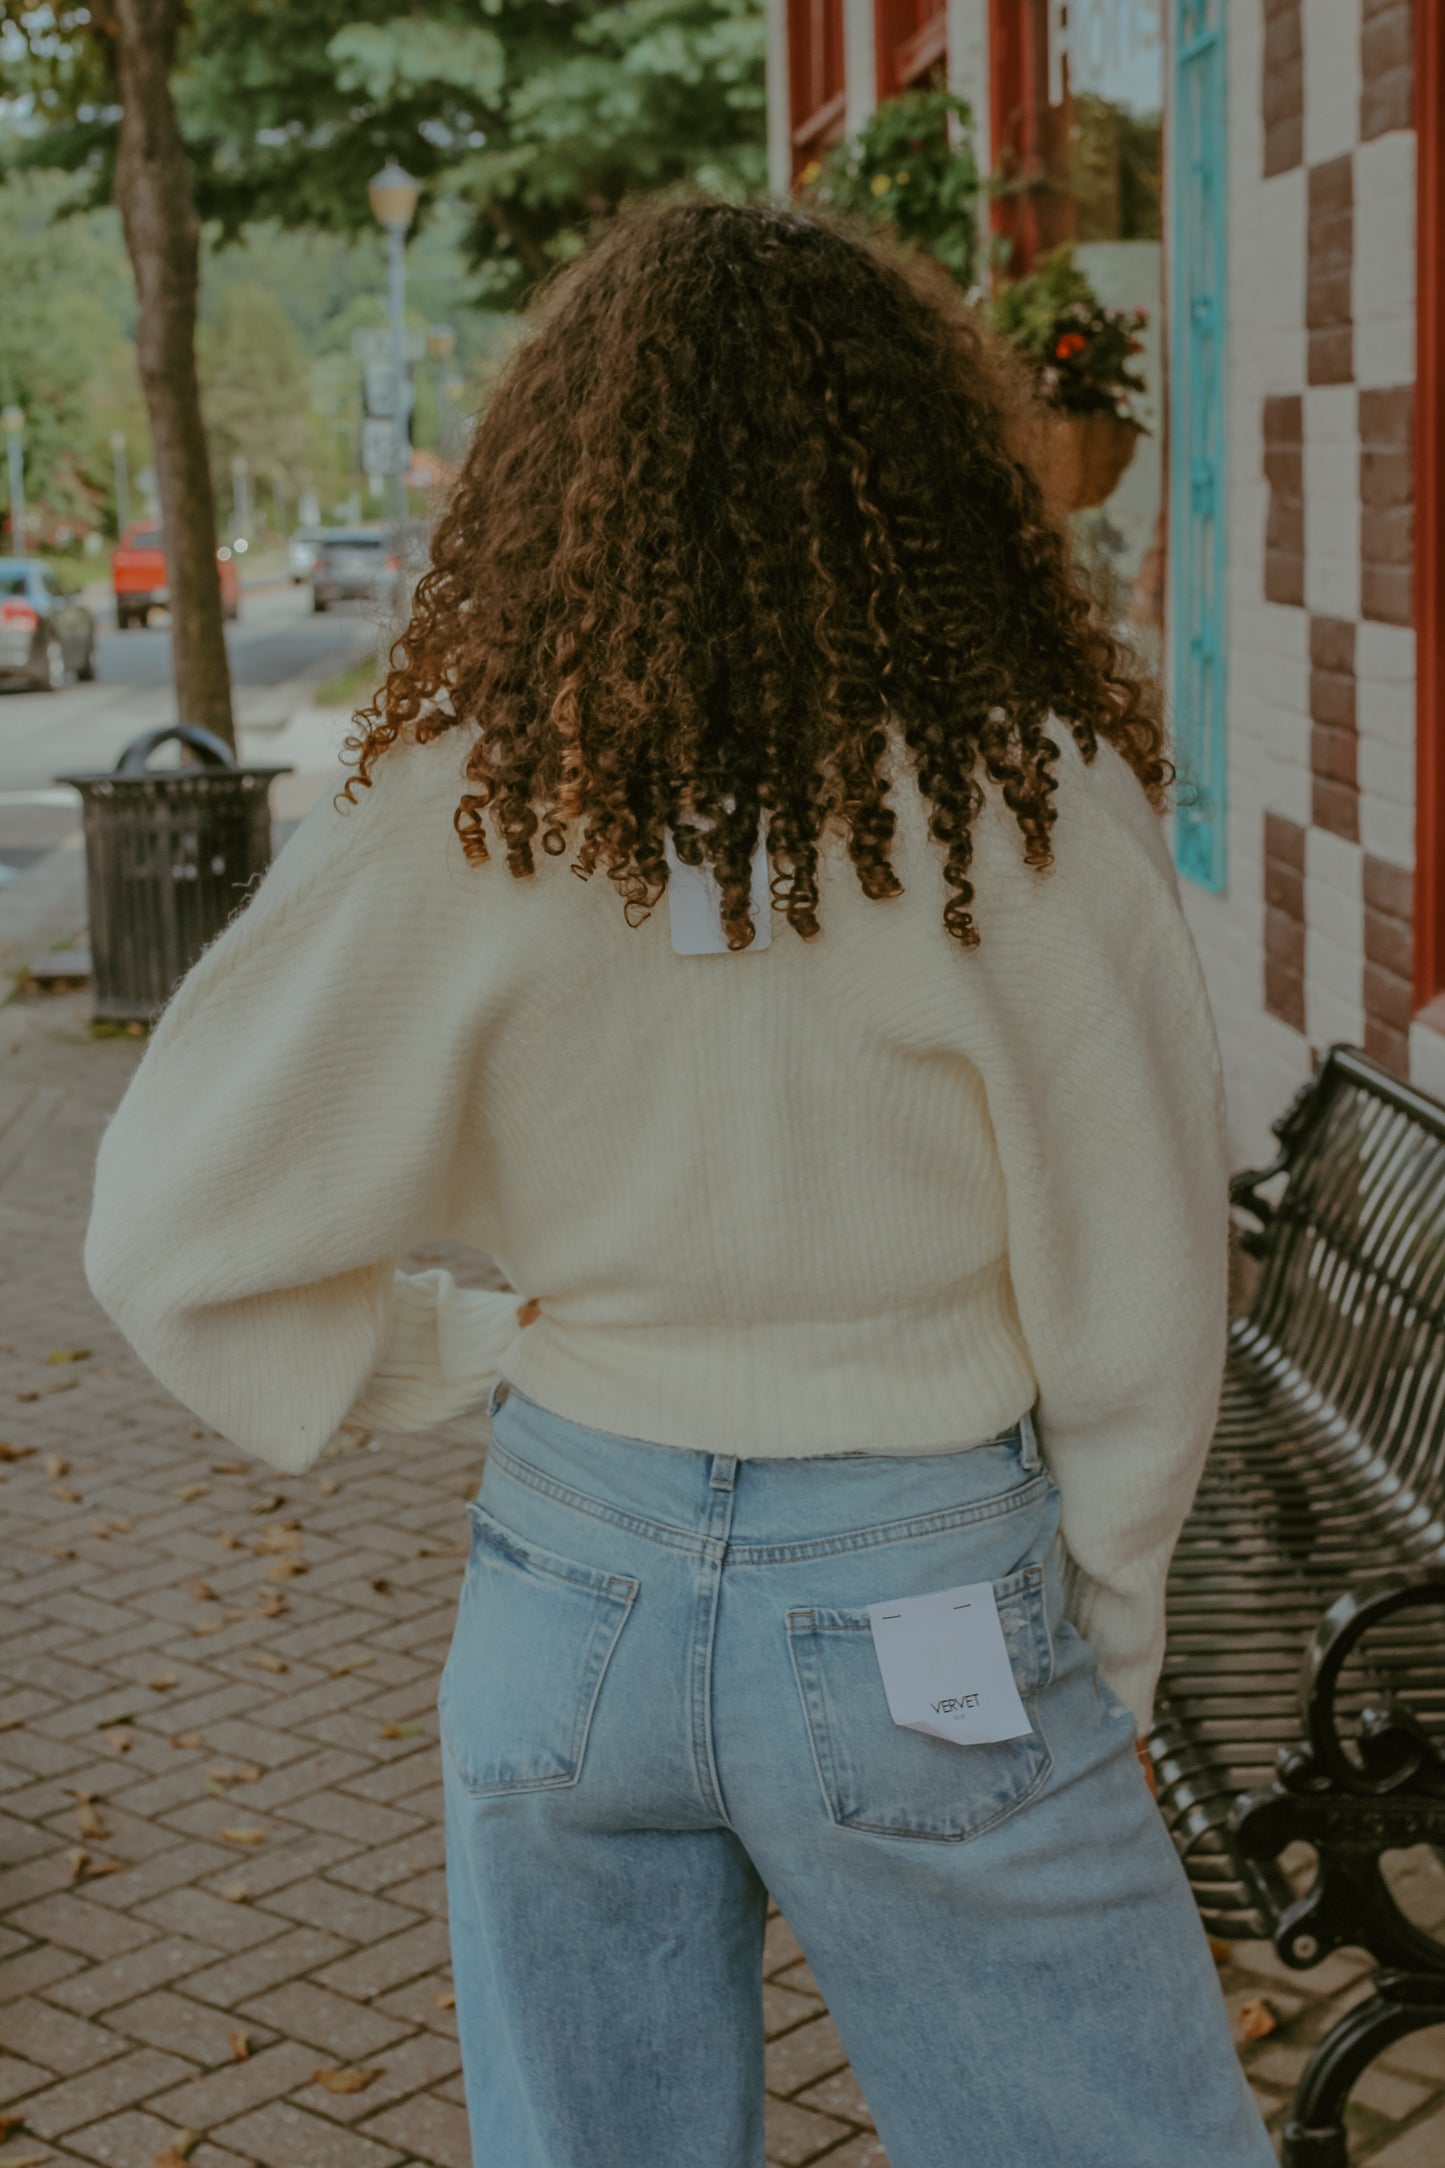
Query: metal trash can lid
57,722,294,790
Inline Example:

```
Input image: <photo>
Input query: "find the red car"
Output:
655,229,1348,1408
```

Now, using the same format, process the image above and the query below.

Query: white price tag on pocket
867,1581,1033,1745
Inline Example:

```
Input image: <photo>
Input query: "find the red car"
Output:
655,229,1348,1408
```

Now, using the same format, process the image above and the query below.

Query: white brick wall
1355,130,1417,389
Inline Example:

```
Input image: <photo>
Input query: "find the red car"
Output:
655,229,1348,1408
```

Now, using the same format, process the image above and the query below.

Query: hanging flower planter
1031,409,1143,512
989,248,1150,514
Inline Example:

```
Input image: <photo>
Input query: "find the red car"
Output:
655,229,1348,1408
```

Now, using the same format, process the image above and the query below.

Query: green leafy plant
801,88,981,291
987,247,1148,423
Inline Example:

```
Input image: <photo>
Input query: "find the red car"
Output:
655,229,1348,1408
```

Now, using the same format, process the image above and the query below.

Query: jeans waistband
481,1378,1046,1554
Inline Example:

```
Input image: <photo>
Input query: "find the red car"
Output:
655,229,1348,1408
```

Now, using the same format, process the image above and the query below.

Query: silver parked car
0,560,96,690
310,528,395,612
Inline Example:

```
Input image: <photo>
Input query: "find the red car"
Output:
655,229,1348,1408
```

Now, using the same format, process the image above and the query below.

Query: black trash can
58,724,294,1023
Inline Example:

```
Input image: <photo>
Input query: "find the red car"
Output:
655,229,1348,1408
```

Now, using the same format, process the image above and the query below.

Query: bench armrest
1299,1568,1445,1797
1228,1156,1289,1257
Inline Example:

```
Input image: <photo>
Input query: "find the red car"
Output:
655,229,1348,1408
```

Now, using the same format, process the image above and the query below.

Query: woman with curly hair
86,202,1271,2167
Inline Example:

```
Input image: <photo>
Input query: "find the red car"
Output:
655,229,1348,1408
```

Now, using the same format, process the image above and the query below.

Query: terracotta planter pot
1028,410,1142,513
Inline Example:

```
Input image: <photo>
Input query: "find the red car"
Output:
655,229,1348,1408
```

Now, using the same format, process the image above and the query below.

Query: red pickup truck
113,523,241,630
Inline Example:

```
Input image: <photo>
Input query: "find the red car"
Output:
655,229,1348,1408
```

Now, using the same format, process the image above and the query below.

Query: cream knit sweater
84,723,1229,1734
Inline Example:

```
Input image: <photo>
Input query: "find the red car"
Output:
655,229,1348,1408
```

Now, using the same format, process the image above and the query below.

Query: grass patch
312,655,382,710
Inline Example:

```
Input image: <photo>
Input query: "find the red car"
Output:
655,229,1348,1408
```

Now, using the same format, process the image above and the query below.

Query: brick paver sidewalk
3,984,1443,2168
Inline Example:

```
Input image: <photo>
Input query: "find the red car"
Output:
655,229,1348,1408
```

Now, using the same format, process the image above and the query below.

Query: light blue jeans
439,1381,1275,2168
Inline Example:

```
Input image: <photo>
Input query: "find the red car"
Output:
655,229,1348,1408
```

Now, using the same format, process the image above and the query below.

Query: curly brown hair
340,199,1169,950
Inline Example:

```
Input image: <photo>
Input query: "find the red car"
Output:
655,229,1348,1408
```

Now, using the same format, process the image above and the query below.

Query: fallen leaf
46,1348,91,1365
229,2030,251,2060
174,1482,210,1501
265,1557,307,1581
84,1857,126,1878
108,1516,133,1533
50,1484,82,1503
211,1460,247,1475
66,1846,89,1881
0,2112,25,2138
36,1544,76,1560
155,2130,202,2163
254,1522,303,1553
370,1577,392,1595
0,1442,36,1460
189,1578,218,1602
312,2066,380,2094
206,1761,262,1785
251,1494,286,1515
377,1723,424,1740
1208,1937,1233,1965
75,1800,110,1839
103,1728,132,1755
218,1880,250,1903
318,1477,339,1495
216,1528,245,1550
433,1988,456,2009
0,1716,21,1732
41,1452,69,1477
327,1655,375,1677
250,1651,288,1673
171,1730,205,1750
192,1620,225,1638
1236,1997,1278,2042
220,1825,268,1846
255,1590,289,1618
148,1672,179,1691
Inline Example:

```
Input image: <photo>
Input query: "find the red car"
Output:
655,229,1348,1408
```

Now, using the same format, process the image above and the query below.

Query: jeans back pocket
787,1562,1053,1842
439,1502,638,1798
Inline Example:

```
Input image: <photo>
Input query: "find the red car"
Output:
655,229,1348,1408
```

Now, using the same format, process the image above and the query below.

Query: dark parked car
310,529,396,612
0,560,96,691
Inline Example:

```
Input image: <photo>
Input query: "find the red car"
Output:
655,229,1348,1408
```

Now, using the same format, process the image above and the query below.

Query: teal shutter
1171,0,1229,891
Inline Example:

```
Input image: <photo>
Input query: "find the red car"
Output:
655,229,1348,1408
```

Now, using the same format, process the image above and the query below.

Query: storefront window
992,0,1166,665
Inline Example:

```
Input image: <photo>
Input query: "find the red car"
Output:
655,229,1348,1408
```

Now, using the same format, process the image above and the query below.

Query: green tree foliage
0,0,764,311
184,0,766,307
803,89,982,292
198,283,311,505
0,168,145,533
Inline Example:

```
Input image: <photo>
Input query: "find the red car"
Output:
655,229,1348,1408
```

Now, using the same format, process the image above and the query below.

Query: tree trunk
109,0,235,748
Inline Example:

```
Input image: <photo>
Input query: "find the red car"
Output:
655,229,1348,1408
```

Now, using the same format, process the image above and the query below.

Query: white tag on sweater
867,1581,1032,1745
663,823,771,954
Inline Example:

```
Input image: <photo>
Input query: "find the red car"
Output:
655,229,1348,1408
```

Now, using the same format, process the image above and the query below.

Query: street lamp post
367,159,419,534
2,407,26,557
109,430,130,534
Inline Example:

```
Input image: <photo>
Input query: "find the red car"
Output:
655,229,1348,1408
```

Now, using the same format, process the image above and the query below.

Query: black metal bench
1150,1044,1445,2168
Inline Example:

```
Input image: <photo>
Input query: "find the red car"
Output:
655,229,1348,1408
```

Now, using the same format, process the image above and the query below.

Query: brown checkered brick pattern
6,980,1445,2162
1255,1,1423,1082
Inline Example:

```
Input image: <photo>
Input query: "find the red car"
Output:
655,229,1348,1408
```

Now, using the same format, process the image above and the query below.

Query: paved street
2,978,1444,2167
0,584,376,877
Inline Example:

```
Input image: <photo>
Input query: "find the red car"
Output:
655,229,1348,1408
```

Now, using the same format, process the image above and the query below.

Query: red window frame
987,0,1074,273
1416,0,1445,1011
874,0,948,101
789,0,847,177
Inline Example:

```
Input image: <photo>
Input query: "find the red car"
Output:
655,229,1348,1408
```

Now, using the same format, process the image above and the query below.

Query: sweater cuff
345,1268,526,1435
1063,1558,1168,1740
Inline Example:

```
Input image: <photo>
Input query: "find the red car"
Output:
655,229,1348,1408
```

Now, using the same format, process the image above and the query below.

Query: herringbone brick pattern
3,984,1444,2168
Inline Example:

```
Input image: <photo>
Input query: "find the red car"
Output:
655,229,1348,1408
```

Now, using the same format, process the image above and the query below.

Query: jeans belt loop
487,1375,511,1422
1018,1406,1041,1471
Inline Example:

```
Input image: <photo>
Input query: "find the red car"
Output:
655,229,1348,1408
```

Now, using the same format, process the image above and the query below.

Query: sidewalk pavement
2,978,1444,2168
